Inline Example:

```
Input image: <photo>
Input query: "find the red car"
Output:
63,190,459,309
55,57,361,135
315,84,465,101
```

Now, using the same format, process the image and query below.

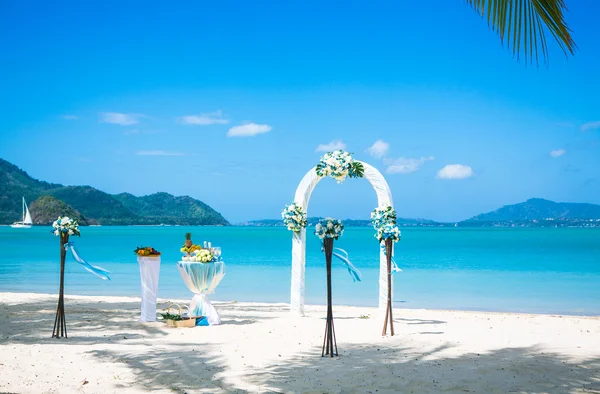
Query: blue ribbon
381,244,402,274
64,242,111,281
322,244,362,282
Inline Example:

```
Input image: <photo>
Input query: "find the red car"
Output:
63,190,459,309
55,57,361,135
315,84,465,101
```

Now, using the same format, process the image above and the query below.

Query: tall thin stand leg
382,238,395,336
52,234,69,338
321,238,338,357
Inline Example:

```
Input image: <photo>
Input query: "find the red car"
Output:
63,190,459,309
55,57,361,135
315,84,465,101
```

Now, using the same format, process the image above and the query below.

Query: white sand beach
1,292,599,394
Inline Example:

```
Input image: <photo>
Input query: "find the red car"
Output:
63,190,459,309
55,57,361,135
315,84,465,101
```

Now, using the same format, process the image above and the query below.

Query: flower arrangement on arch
315,150,364,183
370,206,397,230
52,216,80,237
282,202,308,232
315,218,344,240
376,223,401,243
371,206,401,242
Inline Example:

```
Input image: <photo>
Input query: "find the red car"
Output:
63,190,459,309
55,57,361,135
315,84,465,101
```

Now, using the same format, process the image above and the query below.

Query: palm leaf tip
466,0,576,64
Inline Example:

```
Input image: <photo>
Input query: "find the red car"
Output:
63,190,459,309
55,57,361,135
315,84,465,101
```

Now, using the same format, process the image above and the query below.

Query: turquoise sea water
0,226,599,315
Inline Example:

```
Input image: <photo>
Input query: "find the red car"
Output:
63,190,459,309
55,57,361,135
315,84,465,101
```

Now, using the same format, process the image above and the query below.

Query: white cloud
227,123,272,137
315,140,346,152
385,156,434,174
101,112,143,125
581,121,600,132
136,150,184,156
550,149,566,158
62,115,79,120
177,110,229,125
367,139,389,158
437,164,473,180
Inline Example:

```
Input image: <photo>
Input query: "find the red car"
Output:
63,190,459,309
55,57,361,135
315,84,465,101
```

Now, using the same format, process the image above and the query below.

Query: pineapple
185,233,193,248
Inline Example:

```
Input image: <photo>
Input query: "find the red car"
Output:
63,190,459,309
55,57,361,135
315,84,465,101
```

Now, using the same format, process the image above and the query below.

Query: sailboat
11,197,33,228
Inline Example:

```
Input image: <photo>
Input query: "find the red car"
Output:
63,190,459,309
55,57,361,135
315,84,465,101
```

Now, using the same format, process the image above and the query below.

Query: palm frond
466,0,576,64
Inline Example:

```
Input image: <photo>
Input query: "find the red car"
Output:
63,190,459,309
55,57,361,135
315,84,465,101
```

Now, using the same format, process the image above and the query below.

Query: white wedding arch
290,160,394,317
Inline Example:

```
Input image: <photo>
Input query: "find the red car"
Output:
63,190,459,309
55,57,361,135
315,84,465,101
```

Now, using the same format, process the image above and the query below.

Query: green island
0,158,229,226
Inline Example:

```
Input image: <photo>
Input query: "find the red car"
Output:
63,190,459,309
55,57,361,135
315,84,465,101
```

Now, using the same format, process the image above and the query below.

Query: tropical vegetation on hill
29,196,95,226
0,158,229,226
462,198,600,226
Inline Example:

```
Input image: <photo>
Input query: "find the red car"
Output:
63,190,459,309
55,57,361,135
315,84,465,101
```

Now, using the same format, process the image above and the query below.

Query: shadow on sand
2,296,599,393
244,343,600,393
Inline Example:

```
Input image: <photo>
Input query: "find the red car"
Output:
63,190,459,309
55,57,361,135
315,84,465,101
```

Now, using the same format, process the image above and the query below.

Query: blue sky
1,1,599,223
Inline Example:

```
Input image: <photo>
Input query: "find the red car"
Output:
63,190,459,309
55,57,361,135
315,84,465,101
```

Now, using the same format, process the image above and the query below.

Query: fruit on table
134,246,161,256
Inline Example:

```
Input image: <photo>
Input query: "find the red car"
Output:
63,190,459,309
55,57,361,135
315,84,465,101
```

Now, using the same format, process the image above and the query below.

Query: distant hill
0,158,61,223
29,196,96,226
241,216,445,227
113,192,229,225
465,198,600,221
49,186,138,225
243,199,600,228
461,198,600,227
0,158,229,226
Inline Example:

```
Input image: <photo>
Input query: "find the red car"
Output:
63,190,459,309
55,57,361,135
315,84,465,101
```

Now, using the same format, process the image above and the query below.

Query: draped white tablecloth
138,256,161,322
177,261,226,326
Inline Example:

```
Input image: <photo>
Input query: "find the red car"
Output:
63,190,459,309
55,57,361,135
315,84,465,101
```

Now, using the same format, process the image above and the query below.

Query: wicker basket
163,304,197,328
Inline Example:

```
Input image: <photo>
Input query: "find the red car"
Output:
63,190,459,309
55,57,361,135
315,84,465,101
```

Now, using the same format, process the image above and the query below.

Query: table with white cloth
138,256,161,322
177,261,226,326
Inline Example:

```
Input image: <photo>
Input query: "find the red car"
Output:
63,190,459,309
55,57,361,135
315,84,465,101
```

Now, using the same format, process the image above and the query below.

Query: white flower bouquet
371,206,397,229
315,150,364,183
376,223,401,243
314,217,344,240
52,216,80,237
182,249,214,263
282,202,307,232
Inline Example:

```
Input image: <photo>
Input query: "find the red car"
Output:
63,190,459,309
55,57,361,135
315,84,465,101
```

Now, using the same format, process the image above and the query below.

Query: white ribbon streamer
65,243,111,280
381,244,402,274
331,247,362,282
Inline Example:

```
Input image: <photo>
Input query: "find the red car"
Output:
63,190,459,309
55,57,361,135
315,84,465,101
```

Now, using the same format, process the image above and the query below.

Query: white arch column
290,161,394,317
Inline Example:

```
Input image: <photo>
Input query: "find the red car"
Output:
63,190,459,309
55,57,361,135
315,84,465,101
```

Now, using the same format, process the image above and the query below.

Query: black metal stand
321,238,338,357
382,238,395,336
52,234,68,338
